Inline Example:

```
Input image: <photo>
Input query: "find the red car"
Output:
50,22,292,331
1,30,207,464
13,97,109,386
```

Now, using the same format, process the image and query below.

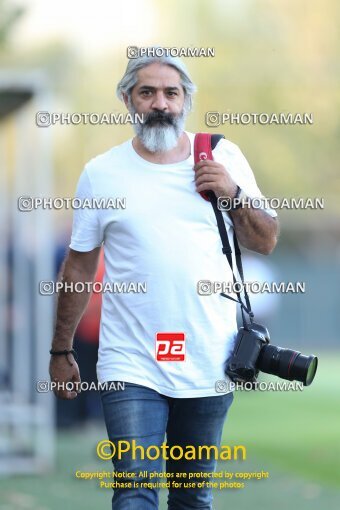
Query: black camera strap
194,133,254,328
209,190,254,326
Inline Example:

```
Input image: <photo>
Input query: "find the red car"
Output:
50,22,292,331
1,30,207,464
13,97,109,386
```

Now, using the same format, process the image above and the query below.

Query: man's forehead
135,63,182,88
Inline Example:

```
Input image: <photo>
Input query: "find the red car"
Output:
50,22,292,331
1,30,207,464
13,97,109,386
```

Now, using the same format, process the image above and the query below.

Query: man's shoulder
212,136,242,157
84,138,132,174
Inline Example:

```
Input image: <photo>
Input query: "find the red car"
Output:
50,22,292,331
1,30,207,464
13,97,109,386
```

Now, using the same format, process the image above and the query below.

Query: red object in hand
193,132,214,202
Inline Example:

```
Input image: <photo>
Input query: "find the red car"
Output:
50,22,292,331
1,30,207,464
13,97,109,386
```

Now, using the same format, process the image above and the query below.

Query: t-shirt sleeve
213,139,277,218
69,166,104,252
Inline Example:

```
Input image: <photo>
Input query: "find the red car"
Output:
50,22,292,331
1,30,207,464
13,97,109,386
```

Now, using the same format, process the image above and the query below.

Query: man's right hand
49,354,81,400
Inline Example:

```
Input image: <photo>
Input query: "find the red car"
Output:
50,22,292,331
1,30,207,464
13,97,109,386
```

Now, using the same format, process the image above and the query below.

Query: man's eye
141,91,152,97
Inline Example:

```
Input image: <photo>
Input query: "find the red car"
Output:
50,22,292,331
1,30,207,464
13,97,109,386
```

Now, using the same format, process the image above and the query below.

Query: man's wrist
229,186,247,211
51,337,73,351
50,348,77,367
218,184,239,202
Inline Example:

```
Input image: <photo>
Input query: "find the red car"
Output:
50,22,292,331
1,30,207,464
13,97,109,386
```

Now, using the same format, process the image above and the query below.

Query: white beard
129,102,187,153
136,123,182,153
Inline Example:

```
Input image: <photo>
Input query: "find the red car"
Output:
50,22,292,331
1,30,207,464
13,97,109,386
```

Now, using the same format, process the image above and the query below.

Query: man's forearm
51,260,95,350
229,206,279,255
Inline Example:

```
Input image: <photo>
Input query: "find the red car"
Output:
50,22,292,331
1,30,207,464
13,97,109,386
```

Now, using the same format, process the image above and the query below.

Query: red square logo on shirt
156,332,186,361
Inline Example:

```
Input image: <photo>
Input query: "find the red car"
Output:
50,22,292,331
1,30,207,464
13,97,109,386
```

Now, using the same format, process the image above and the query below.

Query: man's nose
151,92,168,111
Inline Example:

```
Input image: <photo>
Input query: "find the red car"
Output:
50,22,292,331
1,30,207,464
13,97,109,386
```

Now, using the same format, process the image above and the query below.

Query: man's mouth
144,112,175,127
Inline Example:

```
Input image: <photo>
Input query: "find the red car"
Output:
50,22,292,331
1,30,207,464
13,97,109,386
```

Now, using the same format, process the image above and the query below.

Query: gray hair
116,47,197,111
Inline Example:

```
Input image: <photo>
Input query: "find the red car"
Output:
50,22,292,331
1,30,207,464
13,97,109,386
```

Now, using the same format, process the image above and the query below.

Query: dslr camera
225,322,318,386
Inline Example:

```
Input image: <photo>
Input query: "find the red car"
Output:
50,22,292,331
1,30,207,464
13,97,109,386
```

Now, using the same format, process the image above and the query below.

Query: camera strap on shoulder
194,132,254,328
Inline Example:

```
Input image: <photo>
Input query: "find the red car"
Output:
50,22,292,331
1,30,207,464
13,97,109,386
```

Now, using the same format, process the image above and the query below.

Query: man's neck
132,132,191,164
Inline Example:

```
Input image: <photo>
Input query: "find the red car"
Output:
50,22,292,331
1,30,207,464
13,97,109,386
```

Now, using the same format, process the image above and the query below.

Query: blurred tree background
0,0,25,46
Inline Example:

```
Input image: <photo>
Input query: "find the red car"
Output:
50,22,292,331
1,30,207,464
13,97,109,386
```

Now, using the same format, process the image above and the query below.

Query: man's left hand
194,160,238,198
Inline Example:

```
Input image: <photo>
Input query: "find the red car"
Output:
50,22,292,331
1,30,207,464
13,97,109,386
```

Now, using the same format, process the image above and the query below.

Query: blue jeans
100,382,234,510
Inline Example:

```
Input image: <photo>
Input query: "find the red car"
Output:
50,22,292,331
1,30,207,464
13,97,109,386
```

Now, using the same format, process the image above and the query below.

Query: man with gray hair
49,48,278,509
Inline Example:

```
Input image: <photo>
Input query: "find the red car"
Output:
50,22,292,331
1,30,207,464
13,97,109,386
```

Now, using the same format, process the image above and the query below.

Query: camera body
225,322,318,387
226,323,270,383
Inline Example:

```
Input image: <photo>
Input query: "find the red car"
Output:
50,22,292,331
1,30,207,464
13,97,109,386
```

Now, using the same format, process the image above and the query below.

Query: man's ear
122,93,129,109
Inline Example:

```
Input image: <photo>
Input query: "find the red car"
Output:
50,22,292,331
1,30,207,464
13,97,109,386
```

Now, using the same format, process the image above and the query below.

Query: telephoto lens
257,345,318,386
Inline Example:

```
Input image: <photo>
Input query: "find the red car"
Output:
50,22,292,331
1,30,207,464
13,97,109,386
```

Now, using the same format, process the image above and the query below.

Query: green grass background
0,353,339,510
222,354,340,486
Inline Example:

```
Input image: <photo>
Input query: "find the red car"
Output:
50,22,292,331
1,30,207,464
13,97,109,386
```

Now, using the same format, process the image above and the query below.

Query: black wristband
233,185,241,200
230,185,244,211
50,348,78,364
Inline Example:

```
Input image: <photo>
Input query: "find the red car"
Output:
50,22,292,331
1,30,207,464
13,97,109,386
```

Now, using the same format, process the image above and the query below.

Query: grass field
0,353,339,510
221,354,340,487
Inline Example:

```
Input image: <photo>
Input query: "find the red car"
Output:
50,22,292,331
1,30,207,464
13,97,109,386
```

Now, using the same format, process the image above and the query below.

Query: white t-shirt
69,131,277,397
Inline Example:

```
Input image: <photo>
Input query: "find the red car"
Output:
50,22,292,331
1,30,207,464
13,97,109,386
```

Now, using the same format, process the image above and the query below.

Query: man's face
130,62,185,116
124,62,188,153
